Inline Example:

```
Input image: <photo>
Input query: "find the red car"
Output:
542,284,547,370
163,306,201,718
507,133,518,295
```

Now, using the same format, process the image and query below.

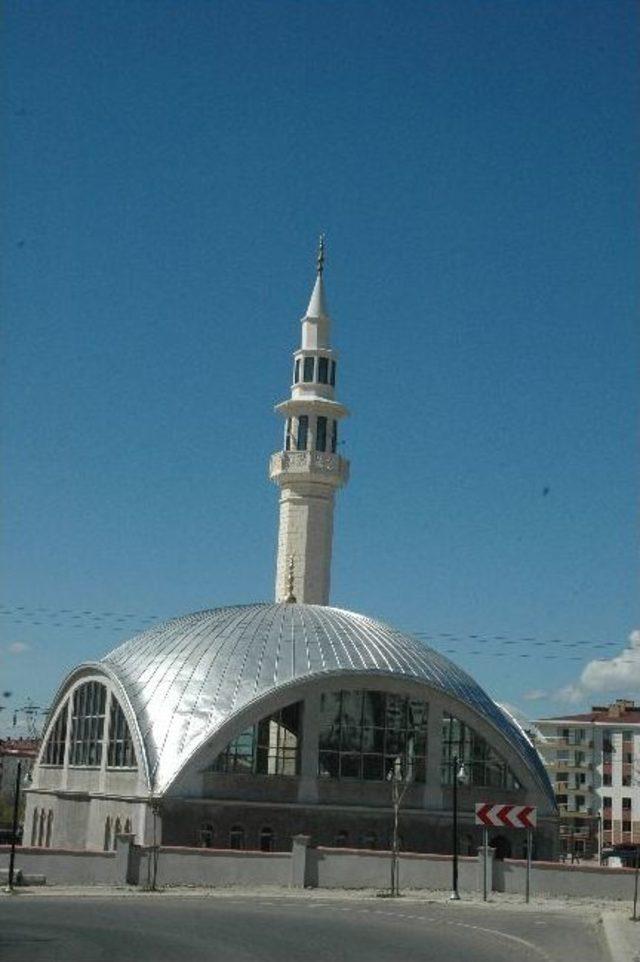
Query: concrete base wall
1,842,636,901
498,858,638,900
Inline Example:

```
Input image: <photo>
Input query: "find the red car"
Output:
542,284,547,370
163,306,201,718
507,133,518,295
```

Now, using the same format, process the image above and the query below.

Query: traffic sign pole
526,827,532,904
483,826,488,902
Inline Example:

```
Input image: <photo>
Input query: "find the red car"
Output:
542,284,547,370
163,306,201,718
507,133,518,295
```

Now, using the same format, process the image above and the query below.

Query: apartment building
534,699,639,860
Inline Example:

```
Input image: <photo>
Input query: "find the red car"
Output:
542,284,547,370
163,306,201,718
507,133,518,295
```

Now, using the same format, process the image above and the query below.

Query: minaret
269,238,350,604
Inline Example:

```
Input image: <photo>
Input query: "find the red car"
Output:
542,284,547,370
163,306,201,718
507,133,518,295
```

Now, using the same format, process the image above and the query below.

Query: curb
602,911,640,962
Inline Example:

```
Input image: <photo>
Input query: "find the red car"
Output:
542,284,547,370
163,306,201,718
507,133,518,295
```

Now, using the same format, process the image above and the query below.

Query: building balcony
269,450,350,488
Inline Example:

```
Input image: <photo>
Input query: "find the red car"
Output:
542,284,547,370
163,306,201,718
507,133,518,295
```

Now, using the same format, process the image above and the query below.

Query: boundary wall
0,836,636,900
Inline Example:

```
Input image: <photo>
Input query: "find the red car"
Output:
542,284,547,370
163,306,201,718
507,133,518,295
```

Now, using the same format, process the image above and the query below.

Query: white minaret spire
269,238,350,605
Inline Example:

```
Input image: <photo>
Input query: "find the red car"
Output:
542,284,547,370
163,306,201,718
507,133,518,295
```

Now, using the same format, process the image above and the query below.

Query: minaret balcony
269,450,350,488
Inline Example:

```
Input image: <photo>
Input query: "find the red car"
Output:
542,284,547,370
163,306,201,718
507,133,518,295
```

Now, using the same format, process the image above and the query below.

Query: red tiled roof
0,738,39,757
537,710,640,724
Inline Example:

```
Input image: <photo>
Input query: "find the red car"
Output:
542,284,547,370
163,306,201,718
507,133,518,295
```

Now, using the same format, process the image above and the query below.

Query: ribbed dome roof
101,603,551,797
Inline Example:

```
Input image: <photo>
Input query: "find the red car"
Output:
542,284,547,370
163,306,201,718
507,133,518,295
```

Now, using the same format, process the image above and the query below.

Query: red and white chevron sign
475,803,537,829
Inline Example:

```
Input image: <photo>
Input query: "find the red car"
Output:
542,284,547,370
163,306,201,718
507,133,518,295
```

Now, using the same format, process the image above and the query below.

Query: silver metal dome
101,602,552,798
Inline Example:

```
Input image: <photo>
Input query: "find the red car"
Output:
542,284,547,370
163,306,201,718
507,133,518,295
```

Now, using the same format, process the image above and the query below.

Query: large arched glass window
441,713,522,790
229,825,245,850
212,702,302,776
107,698,137,768
43,703,68,766
318,690,429,783
69,681,107,766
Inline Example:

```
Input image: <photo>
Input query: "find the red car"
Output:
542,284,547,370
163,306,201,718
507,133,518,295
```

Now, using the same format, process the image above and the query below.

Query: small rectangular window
603,773,612,786
623,820,632,832
294,359,300,383
318,357,329,383
330,360,336,386
285,418,292,451
297,416,308,451
303,357,315,382
316,416,327,452
331,420,338,453
622,797,632,810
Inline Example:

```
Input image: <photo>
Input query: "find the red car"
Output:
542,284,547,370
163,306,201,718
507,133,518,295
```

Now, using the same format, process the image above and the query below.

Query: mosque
25,243,557,858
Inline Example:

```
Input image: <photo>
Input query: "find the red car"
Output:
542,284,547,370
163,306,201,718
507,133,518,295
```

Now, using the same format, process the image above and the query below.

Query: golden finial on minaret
284,556,297,603
316,234,325,276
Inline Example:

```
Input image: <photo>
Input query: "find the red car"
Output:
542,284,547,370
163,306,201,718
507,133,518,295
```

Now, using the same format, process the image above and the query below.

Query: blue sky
2,0,638,735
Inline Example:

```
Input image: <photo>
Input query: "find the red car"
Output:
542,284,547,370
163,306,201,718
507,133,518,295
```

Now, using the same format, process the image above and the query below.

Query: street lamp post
7,760,22,892
450,755,468,901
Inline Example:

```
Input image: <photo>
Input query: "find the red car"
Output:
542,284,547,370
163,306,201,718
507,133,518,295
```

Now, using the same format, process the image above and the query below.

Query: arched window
294,359,300,384
69,681,107,767
43,703,68,766
200,823,214,848
113,817,122,849
296,416,308,451
330,360,336,386
31,808,39,846
229,825,245,850
318,357,329,384
360,832,377,850
104,817,112,852
316,416,327,453
124,818,132,834
45,811,53,848
303,357,314,382
331,420,337,453
107,698,137,768
38,810,46,847
212,701,302,776
259,827,274,852
318,690,428,783
441,713,521,790
285,418,292,451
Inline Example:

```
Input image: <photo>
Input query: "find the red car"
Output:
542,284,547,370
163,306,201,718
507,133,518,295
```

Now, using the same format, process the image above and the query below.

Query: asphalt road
0,895,608,962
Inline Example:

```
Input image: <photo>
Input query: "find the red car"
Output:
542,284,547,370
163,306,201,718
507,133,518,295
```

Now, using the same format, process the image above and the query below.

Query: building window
575,795,585,809
318,357,329,384
316,416,327,452
296,416,308,451
330,360,336,386
38,811,46,847
31,809,39,846
556,750,569,761
113,817,122,848
334,830,349,847
603,797,612,809
107,698,137,768
104,817,112,852
603,773,612,786
229,825,245,850
303,357,315,382
556,795,568,805
603,819,612,830
200,823,214,848
622,773,632,786
331,420,337,453
441,713,521,790
622,797,632,811
318,690,428,784
69,681,107,767
624,752,634,764
360,832,377,850
43,704,68,766
294,359,300,383
623,821,632,833
259,827,274,852
212,702,302,776
285,418,292,451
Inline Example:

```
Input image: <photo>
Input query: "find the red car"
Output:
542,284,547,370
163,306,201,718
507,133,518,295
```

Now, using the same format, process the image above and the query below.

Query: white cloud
522,689,547,701
7,641,30,654
554,629,640,704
